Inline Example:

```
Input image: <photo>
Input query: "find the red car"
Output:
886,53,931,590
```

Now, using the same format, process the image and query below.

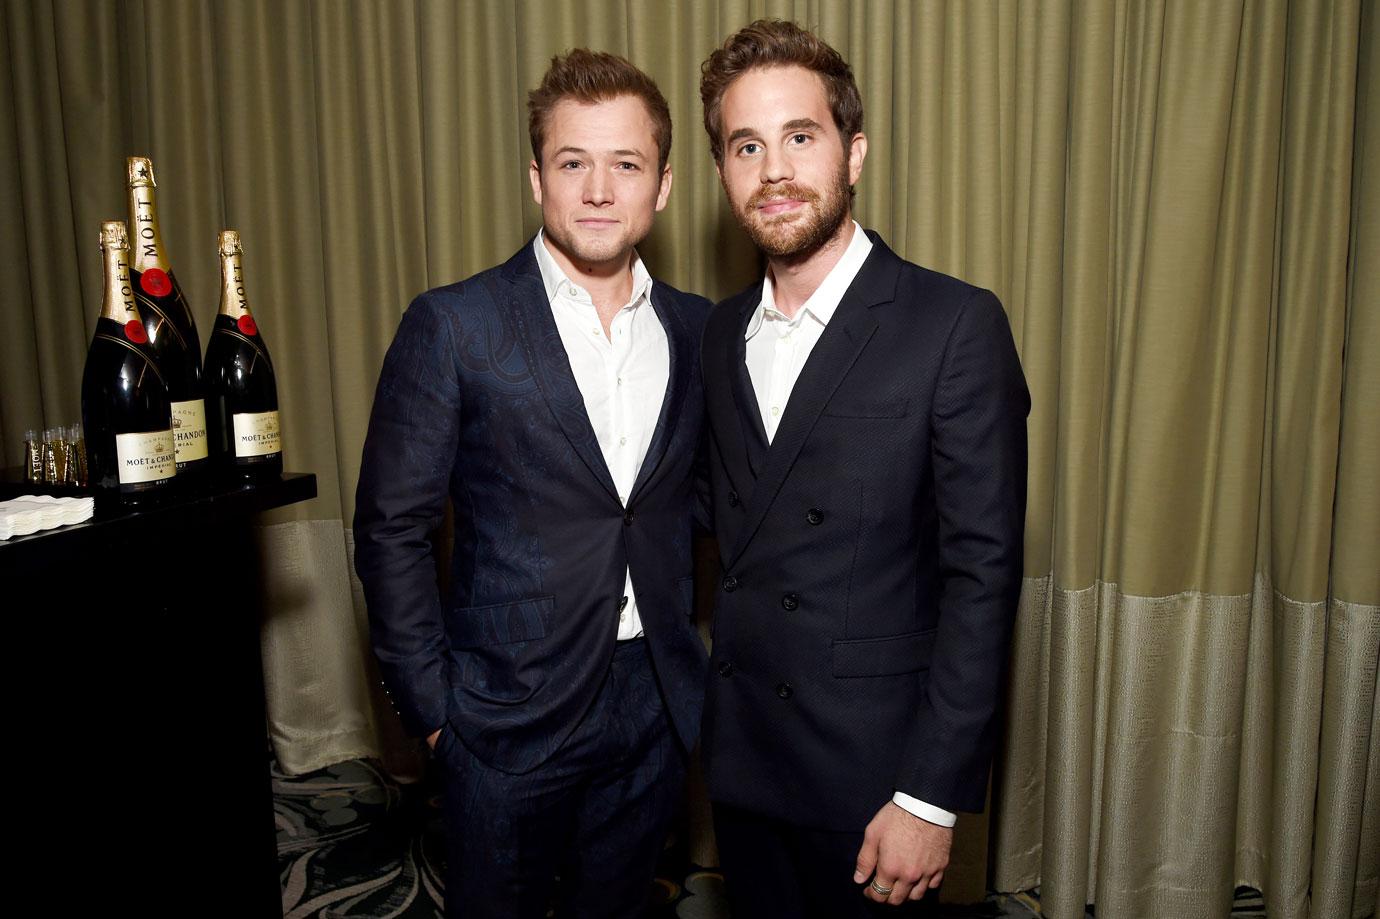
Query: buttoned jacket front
355,240,711,773
700,232,1029,828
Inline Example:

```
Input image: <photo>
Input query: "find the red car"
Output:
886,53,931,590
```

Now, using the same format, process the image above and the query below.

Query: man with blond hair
697,19,1029,916
356,49,710,918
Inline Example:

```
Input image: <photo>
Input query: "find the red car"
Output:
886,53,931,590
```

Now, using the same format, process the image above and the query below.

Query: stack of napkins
0,494,95,540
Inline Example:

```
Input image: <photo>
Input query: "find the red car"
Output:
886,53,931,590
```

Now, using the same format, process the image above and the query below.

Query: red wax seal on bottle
238,314,258,336
125,319,149,343
141,268,172,297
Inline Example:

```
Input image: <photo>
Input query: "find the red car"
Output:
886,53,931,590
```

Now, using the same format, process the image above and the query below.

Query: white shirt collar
534,229,652,309
746,221,873,339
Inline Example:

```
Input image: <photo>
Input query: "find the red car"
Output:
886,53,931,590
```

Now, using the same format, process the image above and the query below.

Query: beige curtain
984,3,1380,918
3,2,1375,916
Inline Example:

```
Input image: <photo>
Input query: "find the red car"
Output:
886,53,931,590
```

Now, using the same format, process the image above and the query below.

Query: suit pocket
447,595,554,648
831,628,936,677
822,396,910,418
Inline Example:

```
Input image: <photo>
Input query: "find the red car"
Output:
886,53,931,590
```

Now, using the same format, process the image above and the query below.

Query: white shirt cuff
891,791,957,827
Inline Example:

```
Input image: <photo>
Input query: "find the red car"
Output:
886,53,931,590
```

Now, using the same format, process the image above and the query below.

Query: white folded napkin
0,495,95,539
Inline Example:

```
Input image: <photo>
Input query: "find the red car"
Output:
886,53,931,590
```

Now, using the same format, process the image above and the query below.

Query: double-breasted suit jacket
700,232,1029,829
354,241,711,774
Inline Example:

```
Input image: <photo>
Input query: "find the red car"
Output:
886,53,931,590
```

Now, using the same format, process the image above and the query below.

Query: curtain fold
3,2,1375,915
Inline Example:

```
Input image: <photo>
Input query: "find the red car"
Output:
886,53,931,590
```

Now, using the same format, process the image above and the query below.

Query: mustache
746,183,820,210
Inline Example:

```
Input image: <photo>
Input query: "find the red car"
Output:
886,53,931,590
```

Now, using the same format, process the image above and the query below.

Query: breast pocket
822,396,910,418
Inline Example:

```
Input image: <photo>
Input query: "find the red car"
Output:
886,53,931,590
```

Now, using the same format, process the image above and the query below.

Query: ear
847,133,868,187
528,159,543,206
654,165,673,212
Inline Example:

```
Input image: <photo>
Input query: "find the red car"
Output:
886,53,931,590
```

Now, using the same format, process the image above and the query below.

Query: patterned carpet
274,756,1267,918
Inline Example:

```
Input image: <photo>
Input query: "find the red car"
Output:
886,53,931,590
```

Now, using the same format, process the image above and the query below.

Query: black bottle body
204,314,282,481
80,317,176,503
131,266,208,482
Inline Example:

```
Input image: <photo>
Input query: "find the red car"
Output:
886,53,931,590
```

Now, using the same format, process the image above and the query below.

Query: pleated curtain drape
2,2,1375,917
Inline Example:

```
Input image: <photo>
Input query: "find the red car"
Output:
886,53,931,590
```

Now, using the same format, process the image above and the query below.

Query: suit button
728,490,740,507
723,575,739,592
806,508,824,525
781,593,799,611
776,682,793,699
623,510,634,526
718,661,734,677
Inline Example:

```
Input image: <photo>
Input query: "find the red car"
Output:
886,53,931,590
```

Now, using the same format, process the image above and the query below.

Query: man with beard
354,50,711,918
696,20,1029,915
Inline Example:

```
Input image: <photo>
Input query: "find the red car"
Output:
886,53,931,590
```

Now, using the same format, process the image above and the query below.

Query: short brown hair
528,49,672,172
700,20,864,165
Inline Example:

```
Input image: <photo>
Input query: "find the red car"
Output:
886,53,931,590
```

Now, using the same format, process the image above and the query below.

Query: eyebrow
725,118,826,147
551,146,647,159
725,127,758,146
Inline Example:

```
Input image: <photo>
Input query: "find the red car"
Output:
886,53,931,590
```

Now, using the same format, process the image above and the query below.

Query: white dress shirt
744,222,958,829
535,231,668,640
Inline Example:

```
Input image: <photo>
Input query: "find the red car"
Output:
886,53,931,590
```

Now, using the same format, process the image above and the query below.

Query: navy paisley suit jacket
354,241,711,774
700,233,1029,828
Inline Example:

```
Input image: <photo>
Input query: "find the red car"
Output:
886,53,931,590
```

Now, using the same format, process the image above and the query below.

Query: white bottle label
171,399,208,462
114,430,176,484
232,410,282,458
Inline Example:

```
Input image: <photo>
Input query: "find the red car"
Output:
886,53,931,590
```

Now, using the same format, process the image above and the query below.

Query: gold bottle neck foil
128,156,157,188
99,220,140,324
218,230,252,320
128,156,169,273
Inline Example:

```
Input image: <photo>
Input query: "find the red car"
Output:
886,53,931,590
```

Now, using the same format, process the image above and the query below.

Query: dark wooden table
1,471,316,918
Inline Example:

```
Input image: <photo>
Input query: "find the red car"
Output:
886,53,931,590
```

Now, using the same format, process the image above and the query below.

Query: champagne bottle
205,230,282,480
80,221,176,503
127,155,209,480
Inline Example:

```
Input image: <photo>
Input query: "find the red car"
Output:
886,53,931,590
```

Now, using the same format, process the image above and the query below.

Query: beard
731,162,852,259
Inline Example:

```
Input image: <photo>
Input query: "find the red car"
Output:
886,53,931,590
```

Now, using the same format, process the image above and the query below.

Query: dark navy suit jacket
354,241,711,774
700,233,1029,829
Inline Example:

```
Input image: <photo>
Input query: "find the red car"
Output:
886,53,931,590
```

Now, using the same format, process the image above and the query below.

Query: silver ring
870,879,894,895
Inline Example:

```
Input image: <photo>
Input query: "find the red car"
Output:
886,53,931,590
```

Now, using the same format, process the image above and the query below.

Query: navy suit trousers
435,638,685,919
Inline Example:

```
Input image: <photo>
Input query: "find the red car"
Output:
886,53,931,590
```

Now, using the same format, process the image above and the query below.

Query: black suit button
718,661,734,677
728,490,740,507
623,510,634,526
776,682,793,699
723,575,739,592
781,593,799,611
806,508,824,525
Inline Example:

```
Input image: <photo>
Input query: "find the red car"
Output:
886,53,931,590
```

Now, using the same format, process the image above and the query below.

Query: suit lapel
497,243,621,503
702,288,766,525
729,299,770,477
628,284,686,502
725,237,900,568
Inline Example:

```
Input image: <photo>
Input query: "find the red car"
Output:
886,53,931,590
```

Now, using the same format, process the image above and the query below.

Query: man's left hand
853,801,953,905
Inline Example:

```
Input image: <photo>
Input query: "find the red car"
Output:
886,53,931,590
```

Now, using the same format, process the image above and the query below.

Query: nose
760,144,793,185
584,169,613,206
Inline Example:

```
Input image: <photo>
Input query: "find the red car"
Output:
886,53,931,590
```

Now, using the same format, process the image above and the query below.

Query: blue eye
738,142,761,156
